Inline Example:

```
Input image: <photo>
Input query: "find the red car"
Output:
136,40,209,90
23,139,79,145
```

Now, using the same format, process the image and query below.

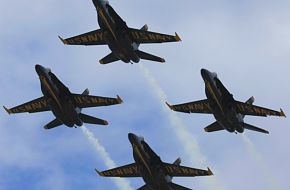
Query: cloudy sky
1,0,290,190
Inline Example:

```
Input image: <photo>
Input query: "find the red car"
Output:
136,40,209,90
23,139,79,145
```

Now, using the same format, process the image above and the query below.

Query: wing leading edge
4,96,50,114
166,99,212,114
59,29,107,46
163,163,213,177
129,28,181,44
72,94,123,108
96,163,140,177
235,101,286,117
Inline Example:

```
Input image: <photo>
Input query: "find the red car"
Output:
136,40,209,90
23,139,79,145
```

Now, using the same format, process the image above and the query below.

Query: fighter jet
58,0,181,64
166,69,286,134
96,133,213,190
3,65,123,129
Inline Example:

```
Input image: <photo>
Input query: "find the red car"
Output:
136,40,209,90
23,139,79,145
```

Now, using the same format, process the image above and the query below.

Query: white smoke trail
138,64,224,190
81,125,134,190
241,134,283,190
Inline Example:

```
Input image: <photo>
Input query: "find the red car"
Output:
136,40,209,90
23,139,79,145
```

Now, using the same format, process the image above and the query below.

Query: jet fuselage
93,0,140,63
201,69,245,133
35,65,83,127
128,133,173,190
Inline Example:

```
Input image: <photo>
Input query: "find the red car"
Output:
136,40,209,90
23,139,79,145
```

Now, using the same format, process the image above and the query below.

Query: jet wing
96,163,140,177
163,163,213,177
235,101,286,117
129,28,181,43
59,29,107,45
72,94,123,108
166,99,212,114
4,96,50,114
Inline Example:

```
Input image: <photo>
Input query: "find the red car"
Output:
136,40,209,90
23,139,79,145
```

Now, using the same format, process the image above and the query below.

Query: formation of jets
3,0,287,189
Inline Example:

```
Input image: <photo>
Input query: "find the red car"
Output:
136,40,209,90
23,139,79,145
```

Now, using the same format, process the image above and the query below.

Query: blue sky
1,0,290,190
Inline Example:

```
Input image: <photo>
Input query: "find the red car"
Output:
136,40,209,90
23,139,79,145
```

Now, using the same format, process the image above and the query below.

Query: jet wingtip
58,35,68,45
165,102,173,110
280,108,286,117
207,167,214,176
116,95,123,104
99,59,106,64
95,169,104,176
3,106,11,114
43,125,50,130
175,32,182,42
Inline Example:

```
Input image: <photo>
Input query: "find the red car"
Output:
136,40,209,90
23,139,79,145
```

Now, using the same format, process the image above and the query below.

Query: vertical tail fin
82,88,89,95
173,157,181,165
134,25,149,49
170,157,181,181
245,96,255,105
240,96,255,119
140,24,148,31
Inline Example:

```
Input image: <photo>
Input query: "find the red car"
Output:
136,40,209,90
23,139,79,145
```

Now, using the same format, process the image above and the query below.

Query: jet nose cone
200,68,211,80
128,133,137,143
35,64,45,74
201,68,209,76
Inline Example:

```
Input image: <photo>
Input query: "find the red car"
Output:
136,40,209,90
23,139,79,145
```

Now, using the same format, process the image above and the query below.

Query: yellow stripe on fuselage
205,81,224,114
133,144,153,176
97,7,117,40
40,76,62,109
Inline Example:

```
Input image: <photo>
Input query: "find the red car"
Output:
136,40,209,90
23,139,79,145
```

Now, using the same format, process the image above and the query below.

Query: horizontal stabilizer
168,183,192,190
235,101,286,117
241,123,269,134
59,29,107,46
3,96,50,114
166,99,212,114
72,94,123,108
44,119,62,129
79,113,108,125
135,50,165,63
96,163,140,177
163,163,213,177
99,52,120,64
204,122,224,133
129,28,181,43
